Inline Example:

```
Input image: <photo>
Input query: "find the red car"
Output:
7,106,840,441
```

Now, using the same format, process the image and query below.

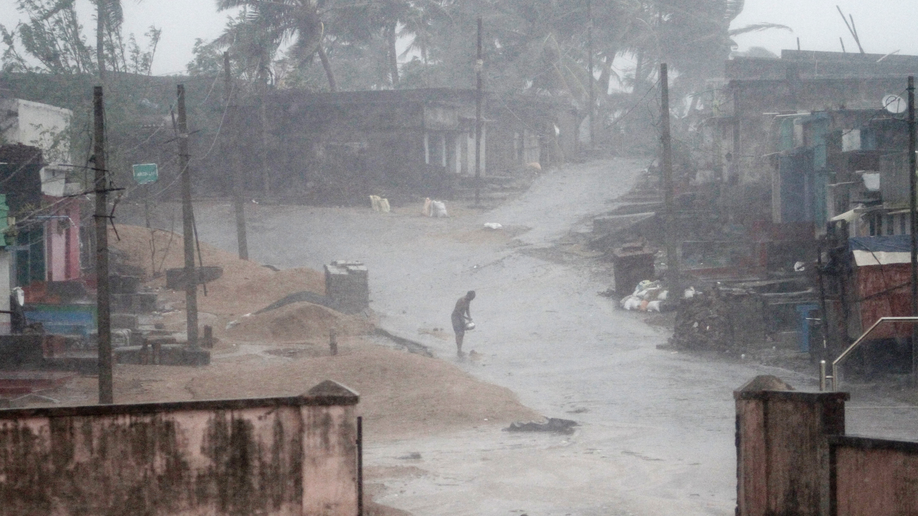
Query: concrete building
227,88,577,202
0,98,83,333
0,98,73,197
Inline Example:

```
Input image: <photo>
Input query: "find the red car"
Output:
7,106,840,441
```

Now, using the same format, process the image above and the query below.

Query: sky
1,0,917,76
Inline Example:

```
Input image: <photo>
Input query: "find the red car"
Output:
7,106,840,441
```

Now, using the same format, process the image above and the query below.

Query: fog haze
2,1,918,76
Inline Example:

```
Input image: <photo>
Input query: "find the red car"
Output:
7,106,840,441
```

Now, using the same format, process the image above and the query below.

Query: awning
831,209,860,223
850,235,912,253
853,250,911,266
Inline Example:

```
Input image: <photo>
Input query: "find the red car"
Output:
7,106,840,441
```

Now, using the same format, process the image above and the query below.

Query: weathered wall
829,436,918,516
725,52,918,187
0,99,72,167
735,382,848,516
0,380,359,516
44,197,81,282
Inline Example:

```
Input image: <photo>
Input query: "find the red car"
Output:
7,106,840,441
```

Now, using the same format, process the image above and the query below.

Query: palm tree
215,0,335,91
94,0,123,83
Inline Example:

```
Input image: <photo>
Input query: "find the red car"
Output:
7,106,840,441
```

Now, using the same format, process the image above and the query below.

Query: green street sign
132,163,158,184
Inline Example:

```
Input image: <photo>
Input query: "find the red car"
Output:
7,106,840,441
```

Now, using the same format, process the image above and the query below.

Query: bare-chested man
451,290,476,355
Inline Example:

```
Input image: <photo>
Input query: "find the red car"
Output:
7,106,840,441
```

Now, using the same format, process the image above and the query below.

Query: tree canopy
1,0,161,76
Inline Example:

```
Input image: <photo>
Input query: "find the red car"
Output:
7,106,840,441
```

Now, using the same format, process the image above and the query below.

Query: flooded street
187,158,913,515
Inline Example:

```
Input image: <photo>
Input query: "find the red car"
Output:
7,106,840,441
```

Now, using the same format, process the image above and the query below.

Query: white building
0,98,73,196
0,98,76,333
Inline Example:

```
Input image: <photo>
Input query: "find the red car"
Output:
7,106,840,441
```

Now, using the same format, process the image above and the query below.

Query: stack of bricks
324,261,369,314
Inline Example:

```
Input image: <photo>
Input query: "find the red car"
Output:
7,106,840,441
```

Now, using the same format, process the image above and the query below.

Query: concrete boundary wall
0,380,359,516
829,435,918,516
735,382,848,516
736,378,918,515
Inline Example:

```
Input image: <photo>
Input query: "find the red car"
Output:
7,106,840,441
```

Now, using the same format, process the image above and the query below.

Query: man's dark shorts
452,313,465,334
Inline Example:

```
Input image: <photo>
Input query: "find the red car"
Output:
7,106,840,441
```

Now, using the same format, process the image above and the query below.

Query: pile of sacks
369,195,391,212
422,198,448,218
619,280,696,312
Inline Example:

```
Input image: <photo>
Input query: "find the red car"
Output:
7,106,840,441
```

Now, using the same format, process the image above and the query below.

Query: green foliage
1,0,95,74
1,0,161,75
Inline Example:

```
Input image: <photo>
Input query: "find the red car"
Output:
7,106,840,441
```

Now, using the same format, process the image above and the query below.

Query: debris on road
504,417,578,434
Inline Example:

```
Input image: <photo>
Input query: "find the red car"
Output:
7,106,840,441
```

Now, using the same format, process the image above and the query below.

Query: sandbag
431,200,448,218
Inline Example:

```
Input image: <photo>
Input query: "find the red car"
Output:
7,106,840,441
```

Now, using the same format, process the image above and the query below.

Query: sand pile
228,301,372,342
184,342,540,439
55,339,539,440
109,224,325,316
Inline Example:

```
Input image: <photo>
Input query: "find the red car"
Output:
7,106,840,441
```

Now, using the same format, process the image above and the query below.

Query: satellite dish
882,94,906,114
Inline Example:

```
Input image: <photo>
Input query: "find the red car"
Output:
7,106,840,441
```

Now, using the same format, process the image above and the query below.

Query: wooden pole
259,82,271,199
661,63,680,293
475,16,483,207
96,2,105,85
93,86,112,404
908,76,917,379
587,0,595,151
178,85,199,349
224,53,249,261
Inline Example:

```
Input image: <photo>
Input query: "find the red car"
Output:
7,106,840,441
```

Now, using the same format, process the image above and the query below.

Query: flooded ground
170,158,918,515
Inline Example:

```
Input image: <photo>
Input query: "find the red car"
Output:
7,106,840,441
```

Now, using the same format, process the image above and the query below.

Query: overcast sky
1,0,917,76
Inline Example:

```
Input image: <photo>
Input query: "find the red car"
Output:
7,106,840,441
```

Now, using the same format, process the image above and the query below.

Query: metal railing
820,316,918,391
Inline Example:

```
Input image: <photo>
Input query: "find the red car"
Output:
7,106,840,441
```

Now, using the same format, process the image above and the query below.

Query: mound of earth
227,301,372,342
109,224,325,316
53,339,539,440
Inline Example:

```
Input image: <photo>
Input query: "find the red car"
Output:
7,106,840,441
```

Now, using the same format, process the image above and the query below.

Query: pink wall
736,378,918,515
43,196,81,282
735,380,848,516
830,436,918,516
0,380,359,515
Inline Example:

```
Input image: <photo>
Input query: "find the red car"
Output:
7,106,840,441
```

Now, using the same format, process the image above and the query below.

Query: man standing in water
451,290,476,355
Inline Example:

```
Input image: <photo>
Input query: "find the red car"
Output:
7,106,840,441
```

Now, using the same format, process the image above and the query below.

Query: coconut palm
93,0,124,82
215,0,335,90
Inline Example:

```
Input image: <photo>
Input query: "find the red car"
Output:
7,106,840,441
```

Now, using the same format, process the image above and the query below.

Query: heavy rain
0,1,918,515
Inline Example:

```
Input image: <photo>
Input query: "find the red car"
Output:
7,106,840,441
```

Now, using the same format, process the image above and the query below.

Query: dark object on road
256,290,335,314
504,417,578,434
671,287,766,353
611,241,655,298
597,288,616,298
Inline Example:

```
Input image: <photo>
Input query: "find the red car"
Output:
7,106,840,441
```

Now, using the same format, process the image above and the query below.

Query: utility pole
224,53,249,261
660,63,680,294
475,16,483,207
259,82,271,200
908,76,917,380
178,85,199,349
93,86,113,405
587,0,595,151
96,3,105,85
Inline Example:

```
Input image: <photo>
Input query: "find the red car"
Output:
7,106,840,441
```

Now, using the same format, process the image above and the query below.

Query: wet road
182,158,916,515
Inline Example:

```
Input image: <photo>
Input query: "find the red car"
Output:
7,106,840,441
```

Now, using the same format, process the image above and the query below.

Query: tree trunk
387,22,399,88
633,50,644,94
317,45,337,92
